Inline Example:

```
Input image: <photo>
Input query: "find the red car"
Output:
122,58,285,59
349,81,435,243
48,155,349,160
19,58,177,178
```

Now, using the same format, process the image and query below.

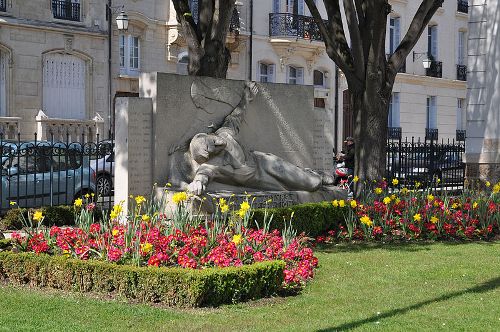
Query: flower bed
2,194,319,305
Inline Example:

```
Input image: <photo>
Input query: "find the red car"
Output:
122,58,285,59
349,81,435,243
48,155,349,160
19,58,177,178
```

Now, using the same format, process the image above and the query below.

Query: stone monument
115,73,344,213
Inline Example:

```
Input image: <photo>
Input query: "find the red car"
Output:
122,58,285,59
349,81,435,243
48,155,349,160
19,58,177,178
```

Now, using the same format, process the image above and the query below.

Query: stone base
466,162,500,185
155,187,347,214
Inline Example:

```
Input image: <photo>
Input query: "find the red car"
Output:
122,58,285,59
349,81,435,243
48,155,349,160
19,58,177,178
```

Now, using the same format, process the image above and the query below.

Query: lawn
0,242,499,331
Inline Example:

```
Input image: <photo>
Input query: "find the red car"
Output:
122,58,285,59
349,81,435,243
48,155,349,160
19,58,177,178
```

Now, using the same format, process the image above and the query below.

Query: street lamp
106,2,129,139
413,51,432,69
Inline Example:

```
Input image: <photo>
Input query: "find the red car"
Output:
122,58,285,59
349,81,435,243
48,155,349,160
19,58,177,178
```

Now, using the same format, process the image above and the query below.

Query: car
1,141,96,209
90,151,114,197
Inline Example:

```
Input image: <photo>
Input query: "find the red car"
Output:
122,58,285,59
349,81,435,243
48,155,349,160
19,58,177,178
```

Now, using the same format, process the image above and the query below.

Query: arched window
43,53,87,119
257,61,275,83
313,69,327,88
177,52,189,75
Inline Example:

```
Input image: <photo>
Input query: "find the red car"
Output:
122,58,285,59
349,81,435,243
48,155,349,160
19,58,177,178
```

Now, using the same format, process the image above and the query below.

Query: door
43,53,86,120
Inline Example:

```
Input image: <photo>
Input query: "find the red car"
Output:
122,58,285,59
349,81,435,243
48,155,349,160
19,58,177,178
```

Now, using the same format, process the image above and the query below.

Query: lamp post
106,2,128,139
413,51,432,69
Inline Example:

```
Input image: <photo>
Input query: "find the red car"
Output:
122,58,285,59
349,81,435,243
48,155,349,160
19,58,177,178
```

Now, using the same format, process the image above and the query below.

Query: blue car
1,141,96,209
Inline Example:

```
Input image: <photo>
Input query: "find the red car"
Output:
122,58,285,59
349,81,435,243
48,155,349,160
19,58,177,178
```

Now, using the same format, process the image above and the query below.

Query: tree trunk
350,84,391,194
189,39,231,78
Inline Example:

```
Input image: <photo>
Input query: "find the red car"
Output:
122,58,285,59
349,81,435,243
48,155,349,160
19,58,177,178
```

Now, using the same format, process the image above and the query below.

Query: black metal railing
386,137,465,188
388,127,402,140
229,7,240,33
457,64,467,81
0,133,114,213
426,60,443,78
456,129,466,141
457,0,469,13
0,0,6,12
425,128,439,141
269,13,324,42
52,0,81,21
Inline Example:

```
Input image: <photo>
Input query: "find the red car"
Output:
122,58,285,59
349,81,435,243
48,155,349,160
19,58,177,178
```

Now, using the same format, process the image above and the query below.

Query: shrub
0,206,76,231
0,252,285,307
0,239,11,250
252,202,344,237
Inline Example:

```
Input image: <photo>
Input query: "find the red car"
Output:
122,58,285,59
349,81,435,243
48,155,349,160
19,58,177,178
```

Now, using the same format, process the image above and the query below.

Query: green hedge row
252,202,345,237
0,252,285,307
0,206,76,231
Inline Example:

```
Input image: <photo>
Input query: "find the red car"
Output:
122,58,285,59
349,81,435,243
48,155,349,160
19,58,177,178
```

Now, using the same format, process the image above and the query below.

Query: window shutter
297,67,304,84
286,65,290,83
298,0,304,15
393,93,400,127
394,18,401,52
431,26,438,59
429,96,437,129
458,31,465,65
269,64,275,83
273,0,280,13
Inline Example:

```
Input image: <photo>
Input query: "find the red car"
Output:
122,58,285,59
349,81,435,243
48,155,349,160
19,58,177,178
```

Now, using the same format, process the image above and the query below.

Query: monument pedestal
156,187,347,214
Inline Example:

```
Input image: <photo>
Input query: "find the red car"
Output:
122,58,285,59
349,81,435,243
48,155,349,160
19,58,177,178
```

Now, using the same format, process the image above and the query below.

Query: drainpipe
248,0,253,81
107,0,113,139
334,64,339,151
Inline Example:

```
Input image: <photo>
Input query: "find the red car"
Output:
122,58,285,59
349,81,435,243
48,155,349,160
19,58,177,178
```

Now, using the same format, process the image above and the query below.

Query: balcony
425,128,439,141
426,60,442,78
269,13,324,42
36,110,104,143
456,130,466,142
457,0,469,14
0,117,21,140
388,127,402,140
457,64,467,81
0,0,5,12
52,0,81,22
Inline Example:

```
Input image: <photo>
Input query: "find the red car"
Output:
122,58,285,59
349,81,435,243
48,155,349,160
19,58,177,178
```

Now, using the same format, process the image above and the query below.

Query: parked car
90,151,114,197
391,149,465,186
1,141,96,209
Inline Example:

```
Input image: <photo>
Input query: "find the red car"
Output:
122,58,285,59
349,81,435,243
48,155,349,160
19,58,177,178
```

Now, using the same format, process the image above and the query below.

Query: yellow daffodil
415,181,422,189
392,178,399,186
240,201,250,213
472,202,478,209
172,192,188,204
74,198,83,208
85,193,90,198
427,194,434,202
9,201,16,206
265,199,273,204
232,234,243,245
390,194,396,200
430,216,439,224
339,200,346,208
350,200,357,208
383,196,391,205
395,198,401,204
219,198,227,206
374,187,383,195
485,181,491,187
140,242,153,254
32,210,43,222
401,187,409,195
166,182,172,187
110,204,122,220
360,215,373,227
220,204,229,213
112,229,119,237
413,213,422,222
353,176,359,183
142,214,151,222
493,183,500,194
332,200,339,207
135,195,147,205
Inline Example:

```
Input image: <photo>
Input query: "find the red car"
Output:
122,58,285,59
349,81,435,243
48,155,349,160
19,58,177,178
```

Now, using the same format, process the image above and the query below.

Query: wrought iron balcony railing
425,128,439,141
388,127,402,140
426,60,442,78
269,13,324,42
456,130,466,142
0,0,6,12
457,64,467,81
52,0,81,22
457,0,469,14
229,7,240,33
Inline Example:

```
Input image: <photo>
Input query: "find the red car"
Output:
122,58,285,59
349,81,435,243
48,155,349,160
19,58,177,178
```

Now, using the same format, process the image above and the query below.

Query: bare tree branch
343,0,365,79
388,0,444,75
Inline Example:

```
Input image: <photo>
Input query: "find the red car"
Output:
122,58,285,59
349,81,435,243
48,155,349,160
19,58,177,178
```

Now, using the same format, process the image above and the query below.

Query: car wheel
97,174,112,197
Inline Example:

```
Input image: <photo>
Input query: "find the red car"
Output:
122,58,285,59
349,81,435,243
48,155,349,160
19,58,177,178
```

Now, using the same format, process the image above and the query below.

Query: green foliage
0,206,76,231
0,252,285,307
0,239,11,250
252,202,344,237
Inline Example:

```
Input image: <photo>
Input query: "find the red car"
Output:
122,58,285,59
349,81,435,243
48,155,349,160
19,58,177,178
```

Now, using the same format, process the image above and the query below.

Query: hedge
0,206,76,231
0,252,285,307
252,202,344,237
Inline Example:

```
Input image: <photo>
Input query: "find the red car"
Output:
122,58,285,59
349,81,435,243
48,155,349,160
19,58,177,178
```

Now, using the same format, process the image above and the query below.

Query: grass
1,242,499,331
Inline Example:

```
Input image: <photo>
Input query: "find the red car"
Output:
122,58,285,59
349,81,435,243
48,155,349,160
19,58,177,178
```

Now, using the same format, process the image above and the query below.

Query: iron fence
269,13,325,41
0,133,114,214
0,0,6,12
457,64,467,81
426,60,443,78
52,0,80,21
386,137,465,188
457,0,469,13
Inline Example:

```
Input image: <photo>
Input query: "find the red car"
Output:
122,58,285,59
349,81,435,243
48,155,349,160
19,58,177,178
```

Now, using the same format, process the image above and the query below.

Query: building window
457,30,466,65
258,62,275,83
456,98,465,130
426,96,437,129
189,0,199,23
389,17,401,54
119,34,140,76
313,69,326,88
388,93,400,128
52,0,81,22
428,25,438,59
314,98,326,108
287,65,303,85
